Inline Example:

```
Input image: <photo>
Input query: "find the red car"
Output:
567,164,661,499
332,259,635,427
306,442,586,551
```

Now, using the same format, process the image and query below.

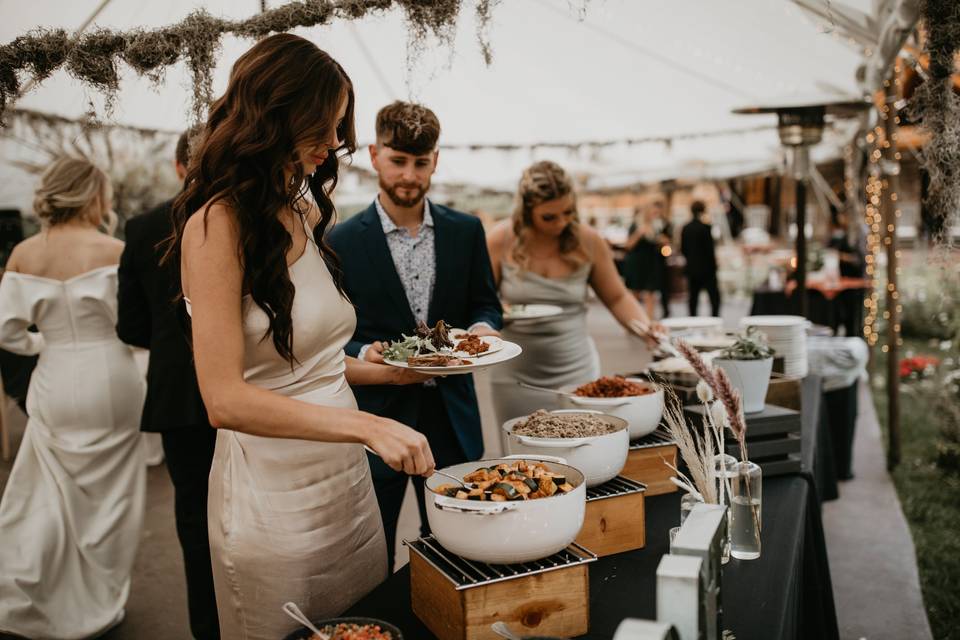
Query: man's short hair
175,125,204,168
691,200,706,217
375,101,440,155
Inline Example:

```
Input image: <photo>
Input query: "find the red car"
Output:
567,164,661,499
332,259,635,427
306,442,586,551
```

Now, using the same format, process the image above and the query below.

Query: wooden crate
410,552,590,640
620,443,677,496
575,480,646,556
684,403,802,476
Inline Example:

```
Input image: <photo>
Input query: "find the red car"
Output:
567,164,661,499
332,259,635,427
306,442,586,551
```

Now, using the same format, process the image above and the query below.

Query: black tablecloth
801,375,839,502
344,475,839,640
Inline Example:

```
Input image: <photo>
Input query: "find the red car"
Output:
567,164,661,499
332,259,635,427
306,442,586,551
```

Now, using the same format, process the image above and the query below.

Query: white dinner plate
503,304,564,322
384,340,523,375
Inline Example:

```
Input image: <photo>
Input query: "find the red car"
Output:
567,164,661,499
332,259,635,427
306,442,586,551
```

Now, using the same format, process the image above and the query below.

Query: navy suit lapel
428,205,456,324
359,205,416,329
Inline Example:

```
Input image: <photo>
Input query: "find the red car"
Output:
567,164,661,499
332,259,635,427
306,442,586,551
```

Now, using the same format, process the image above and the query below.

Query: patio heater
733,97,870,319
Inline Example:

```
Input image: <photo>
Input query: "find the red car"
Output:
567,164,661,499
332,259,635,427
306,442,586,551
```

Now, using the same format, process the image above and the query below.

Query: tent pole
882,74,901,470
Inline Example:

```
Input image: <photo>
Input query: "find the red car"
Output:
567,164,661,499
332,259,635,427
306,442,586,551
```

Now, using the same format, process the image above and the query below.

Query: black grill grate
404,535,596,590
586,475,647,501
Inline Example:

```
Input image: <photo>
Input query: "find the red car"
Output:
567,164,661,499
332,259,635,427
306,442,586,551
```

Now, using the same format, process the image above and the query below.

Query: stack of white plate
660,316,723,336
739,315,809,378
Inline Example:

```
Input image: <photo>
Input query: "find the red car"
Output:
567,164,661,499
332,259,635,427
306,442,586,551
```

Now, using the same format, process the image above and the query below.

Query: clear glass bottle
729,460,763,560
680,492,701,525
713,453,738,564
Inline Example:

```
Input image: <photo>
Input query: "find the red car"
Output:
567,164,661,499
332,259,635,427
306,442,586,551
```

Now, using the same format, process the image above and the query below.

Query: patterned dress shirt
357,197,493,365
375,195,436,324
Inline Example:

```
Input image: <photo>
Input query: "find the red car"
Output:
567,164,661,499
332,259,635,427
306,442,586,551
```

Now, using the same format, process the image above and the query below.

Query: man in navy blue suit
328,102,502,571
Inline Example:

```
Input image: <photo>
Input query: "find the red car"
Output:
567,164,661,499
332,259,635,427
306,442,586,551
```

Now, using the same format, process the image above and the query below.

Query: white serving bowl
560,380,665,440
424,455,586,564
502,410,629,487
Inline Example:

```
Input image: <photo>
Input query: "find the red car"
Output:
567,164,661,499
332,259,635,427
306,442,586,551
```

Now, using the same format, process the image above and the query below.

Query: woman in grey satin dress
487,161,661,425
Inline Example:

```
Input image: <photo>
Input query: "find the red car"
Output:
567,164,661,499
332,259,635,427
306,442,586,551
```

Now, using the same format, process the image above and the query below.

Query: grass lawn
873,339,960,640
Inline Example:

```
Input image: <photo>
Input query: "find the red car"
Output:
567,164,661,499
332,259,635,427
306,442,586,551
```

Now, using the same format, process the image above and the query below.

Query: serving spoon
518,381,571,397
282,602,328,640
491,621,523,639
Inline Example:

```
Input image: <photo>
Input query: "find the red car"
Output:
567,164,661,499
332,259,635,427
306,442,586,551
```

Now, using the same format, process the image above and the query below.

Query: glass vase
729,460,762,560
679,492,702,525
713,453,737,564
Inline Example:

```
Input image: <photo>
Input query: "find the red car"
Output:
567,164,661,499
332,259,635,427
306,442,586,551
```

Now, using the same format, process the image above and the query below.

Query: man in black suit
328,102,502,572
680,200,721,317
116,130,219,639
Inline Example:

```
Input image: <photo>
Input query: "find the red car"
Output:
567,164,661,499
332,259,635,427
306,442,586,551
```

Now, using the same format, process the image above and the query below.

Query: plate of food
503,303,564,323
382,320,521,374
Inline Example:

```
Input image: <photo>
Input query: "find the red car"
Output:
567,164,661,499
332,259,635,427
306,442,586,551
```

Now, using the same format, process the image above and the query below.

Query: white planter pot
502,410,630,487
713,357,773,414
424,456,586,564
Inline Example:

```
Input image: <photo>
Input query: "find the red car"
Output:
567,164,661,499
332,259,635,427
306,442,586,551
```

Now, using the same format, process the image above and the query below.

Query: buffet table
751,278,869,337
344,473,839,640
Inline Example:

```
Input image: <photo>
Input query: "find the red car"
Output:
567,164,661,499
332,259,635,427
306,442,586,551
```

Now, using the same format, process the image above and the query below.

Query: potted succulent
712,327,775,413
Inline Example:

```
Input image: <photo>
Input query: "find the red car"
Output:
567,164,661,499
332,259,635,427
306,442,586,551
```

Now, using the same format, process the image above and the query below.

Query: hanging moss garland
910,0,960,240
0,0,493,125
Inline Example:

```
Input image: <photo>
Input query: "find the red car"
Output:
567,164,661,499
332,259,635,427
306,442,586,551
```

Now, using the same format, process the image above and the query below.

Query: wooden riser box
575,489,646,557
410,552,589,640
620,443,678,496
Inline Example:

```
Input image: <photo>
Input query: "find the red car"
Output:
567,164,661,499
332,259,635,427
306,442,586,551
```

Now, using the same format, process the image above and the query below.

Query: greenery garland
0,0,490,124
910,0,960,237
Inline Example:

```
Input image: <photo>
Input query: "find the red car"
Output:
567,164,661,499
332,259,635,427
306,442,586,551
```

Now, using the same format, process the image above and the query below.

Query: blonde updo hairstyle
33,156,111,228
511,160,587,270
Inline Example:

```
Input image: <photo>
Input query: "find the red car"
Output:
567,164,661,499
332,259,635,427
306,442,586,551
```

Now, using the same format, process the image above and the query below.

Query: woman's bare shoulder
183,200,239,248
487,219,515,250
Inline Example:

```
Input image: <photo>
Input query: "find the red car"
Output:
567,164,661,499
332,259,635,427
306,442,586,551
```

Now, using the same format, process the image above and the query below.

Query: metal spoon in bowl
434,469,473,490
282,602,328,640
518,381,571,398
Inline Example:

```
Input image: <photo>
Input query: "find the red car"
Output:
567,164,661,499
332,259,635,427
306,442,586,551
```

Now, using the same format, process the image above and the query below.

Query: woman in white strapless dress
0,157,146,639
171,35,435,639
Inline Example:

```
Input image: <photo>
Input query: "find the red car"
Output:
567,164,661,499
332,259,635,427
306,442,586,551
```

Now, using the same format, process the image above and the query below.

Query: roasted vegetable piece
493,482,521,500
538,476,557,496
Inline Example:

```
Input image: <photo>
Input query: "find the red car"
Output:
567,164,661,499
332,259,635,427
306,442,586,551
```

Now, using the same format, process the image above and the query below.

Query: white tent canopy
0,0,872,207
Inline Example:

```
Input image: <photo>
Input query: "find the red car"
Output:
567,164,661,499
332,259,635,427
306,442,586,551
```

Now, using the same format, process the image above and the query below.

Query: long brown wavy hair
166,33,355,365
511,160,587,270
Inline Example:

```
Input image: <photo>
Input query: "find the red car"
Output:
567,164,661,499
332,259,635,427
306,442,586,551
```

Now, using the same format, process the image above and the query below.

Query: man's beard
381,176,429,208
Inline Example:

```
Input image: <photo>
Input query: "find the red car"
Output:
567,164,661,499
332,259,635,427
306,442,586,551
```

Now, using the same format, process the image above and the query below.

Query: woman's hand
388,367,436,385
364,417,435,476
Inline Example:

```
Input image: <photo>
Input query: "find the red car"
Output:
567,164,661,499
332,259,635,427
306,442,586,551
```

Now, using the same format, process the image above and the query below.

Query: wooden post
881,77,901,470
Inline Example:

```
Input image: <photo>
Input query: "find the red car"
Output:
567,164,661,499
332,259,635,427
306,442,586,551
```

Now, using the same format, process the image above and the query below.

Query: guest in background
652,200,674,318
486,161,660,424
623,205,665,319
623,207,660,318
828,211,866,278
116,128,219,639
827,211,867,337
328,101,502,573
680,200,721,317
0,156,146,639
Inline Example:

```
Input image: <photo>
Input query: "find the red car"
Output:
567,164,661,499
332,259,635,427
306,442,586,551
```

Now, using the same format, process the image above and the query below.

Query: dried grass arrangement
0,0,500,124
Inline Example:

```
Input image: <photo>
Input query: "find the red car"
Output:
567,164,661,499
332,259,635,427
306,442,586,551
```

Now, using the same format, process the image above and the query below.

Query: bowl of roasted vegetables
425,457,586,564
